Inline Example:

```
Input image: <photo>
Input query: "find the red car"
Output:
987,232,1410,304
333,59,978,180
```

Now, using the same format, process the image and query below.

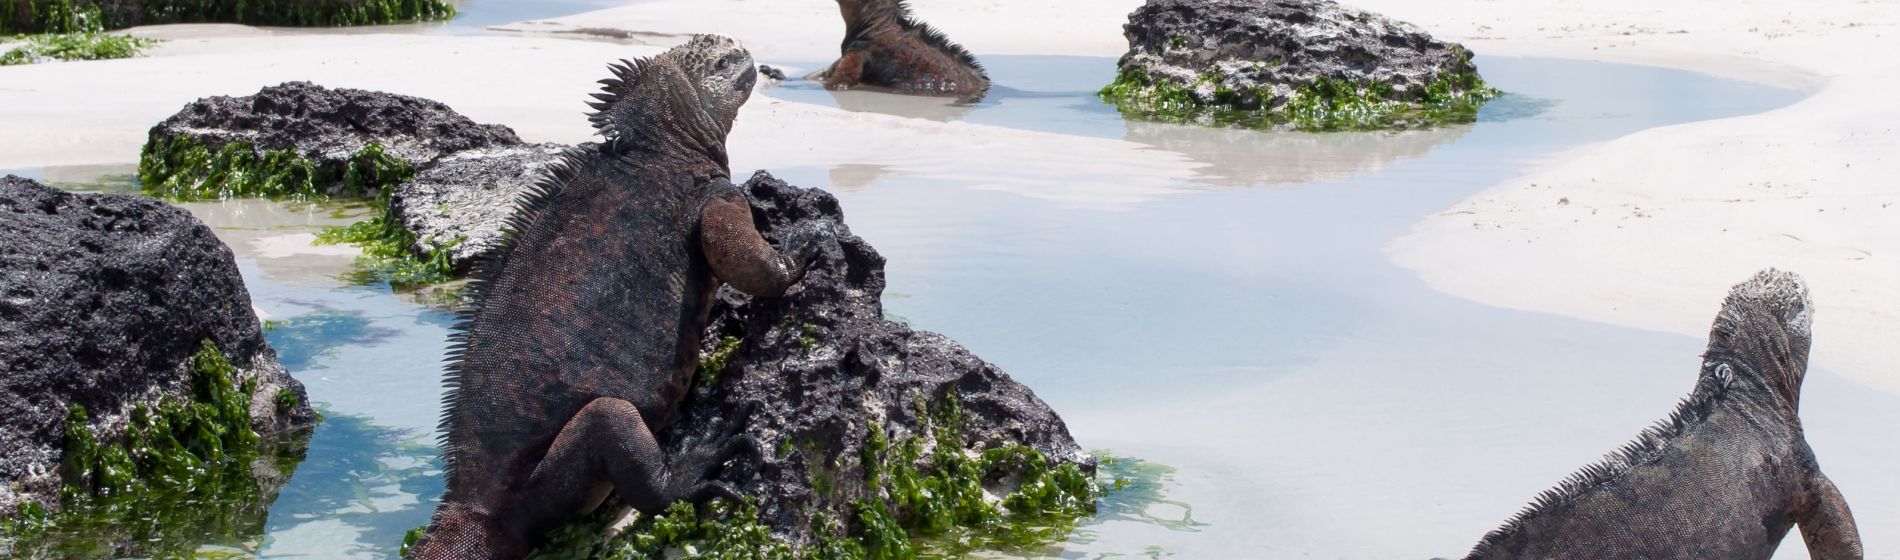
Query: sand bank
1346,0,1900,393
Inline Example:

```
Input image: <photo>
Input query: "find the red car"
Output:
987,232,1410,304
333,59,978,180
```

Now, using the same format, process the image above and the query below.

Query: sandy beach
1353,0,1900,394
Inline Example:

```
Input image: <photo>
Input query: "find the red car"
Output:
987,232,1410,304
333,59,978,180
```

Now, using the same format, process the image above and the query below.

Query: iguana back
439,150,720,509
412,35,834,559
1464,269,1862,560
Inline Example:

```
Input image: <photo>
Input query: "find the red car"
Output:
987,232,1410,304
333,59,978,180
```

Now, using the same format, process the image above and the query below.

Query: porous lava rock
0,176,316,520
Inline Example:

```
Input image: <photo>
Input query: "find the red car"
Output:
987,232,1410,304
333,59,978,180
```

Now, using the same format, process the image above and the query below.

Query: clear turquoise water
23,54,1895,559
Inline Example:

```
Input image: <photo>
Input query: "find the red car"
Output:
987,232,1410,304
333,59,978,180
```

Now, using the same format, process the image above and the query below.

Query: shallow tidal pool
12,53,1895,560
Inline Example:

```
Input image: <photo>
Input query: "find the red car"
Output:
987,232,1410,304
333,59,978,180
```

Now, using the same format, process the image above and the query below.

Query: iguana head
1703,268,1813,410
588,35,757,168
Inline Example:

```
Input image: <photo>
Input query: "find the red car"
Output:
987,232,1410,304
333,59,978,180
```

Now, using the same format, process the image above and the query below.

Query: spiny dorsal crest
1466,269,1813,559
586,34,757,156
839,0,986,77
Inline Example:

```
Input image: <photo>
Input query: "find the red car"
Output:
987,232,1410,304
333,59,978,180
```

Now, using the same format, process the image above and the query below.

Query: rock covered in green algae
1102,0,1497,130
0,176,317,553
526,172,1098,558
139,81,522,200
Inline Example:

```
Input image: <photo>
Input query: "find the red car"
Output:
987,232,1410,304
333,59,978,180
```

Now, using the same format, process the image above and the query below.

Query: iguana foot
661,401,766,504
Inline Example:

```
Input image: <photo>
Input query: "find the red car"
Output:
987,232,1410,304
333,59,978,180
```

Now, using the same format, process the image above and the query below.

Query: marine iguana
406,35,834,559
815,0,991,102
1462,269,1862,560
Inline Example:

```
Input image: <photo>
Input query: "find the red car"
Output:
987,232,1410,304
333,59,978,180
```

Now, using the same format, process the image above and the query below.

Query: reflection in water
813,87,979,122
267,309,404,373
5,434,307,558
1124,121,1471,187
764,54,1513,195
828,163,892,193
260,412,441,558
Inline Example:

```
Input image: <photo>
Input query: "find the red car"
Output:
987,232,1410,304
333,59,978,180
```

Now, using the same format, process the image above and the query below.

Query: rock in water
648,171,1094,549
139,81,522,199
0,176,317,521
1102,0,1496,130
388,143,568,272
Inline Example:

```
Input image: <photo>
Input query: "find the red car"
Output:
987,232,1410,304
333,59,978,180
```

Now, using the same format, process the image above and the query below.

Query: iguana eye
715,56,731,71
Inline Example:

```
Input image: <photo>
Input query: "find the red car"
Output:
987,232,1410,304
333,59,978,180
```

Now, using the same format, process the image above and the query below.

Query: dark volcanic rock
146,81,521,196
0,176,316,519
389,143,567,271
661,171,1092,545
1110,0,1489,123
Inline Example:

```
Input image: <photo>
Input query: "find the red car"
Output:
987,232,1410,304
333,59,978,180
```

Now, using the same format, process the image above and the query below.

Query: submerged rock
387,143,567,272
1102,0,1496,130
529,172,1095,557
139,81,522,199
0,176,317,522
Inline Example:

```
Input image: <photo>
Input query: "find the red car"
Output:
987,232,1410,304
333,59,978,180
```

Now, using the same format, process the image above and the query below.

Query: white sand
1344,0,1900,393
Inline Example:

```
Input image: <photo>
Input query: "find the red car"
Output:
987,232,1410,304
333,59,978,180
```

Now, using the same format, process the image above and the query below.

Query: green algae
1,0,454,34
696,336,743,386
314,190,461,289
273,388,301,413
0,340,312,557
138,136,412,201
1084,454,1205,534
0,31,158,65
525,395,1102,560
0,0,158,66
137,135,457,288
1098,49,1499,131
0,0,100,33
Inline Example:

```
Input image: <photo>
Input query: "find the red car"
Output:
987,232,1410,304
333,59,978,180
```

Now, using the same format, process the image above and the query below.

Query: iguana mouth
739,65,759,93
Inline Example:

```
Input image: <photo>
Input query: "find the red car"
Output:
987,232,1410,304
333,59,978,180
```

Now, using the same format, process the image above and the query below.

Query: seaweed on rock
0,341,311,558
527,397,1100,560
138,137,414,201
1101,0,1499,131
1,0,453,34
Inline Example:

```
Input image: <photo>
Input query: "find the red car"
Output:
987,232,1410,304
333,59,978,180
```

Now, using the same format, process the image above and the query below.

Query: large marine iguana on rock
406,35,833,559
1461,269,1862,560
815,0,990,102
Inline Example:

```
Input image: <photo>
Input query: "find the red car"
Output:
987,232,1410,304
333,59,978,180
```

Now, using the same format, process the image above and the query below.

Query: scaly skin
1462,269,1862,560
408,35,834,559
818,0,990,102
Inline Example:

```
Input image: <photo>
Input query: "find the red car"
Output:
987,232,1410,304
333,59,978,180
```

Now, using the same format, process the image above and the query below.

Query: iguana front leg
700,187,832,296
823,47,867,89
1799,472,1864,560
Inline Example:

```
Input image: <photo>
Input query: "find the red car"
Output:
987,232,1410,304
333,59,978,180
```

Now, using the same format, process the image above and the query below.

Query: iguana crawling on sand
406,35,833,559
1461,269,1862,560
815,0,990,102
